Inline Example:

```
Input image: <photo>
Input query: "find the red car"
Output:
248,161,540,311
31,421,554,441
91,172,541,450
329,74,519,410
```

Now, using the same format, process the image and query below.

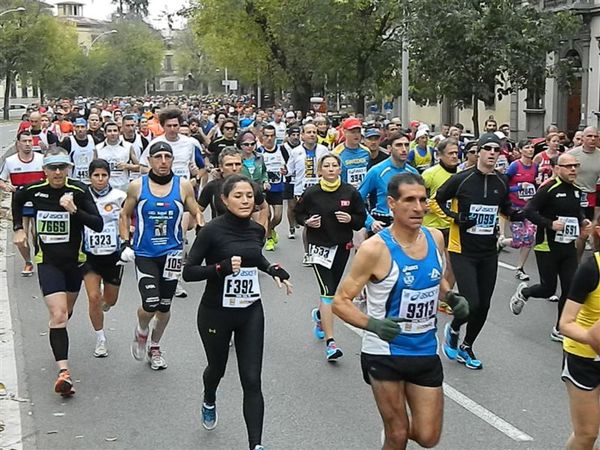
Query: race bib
466,204,498,235
173,165,190,179
222,267,261,308
307,244,338,269
36,211,69,243
398,285,439,334
518,182,536,200
85,224,118,255
74,167,90,183
163,250,183,280
555,216,579,244
347,167,366,188
303,177,318,191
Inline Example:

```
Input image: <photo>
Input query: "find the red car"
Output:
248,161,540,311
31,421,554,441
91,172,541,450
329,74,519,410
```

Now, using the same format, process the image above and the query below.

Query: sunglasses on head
481,145,501,153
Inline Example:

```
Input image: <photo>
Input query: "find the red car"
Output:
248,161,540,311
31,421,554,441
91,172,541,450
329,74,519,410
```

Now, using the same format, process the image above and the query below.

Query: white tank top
69,136,96,183
97,140,131,190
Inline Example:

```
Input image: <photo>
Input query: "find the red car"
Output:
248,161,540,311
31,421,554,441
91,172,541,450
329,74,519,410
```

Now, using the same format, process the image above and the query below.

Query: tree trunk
40,87,44,105
471,94,480,136
3,72,12,121
291,78,312,116
356,91,366,115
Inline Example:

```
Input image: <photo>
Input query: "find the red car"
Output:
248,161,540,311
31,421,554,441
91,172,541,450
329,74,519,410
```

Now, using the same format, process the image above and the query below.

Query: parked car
1,103,28,120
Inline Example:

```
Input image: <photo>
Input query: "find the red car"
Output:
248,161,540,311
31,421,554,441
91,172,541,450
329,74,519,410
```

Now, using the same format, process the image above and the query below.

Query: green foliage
173,28,220,92
112,0,149,17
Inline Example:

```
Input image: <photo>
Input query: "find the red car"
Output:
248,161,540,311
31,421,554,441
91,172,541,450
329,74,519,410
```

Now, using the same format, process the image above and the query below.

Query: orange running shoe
54,369,74,396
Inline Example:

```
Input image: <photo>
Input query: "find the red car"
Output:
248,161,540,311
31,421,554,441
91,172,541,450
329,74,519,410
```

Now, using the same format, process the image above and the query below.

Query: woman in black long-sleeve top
182,174,292,450
294,153,366,361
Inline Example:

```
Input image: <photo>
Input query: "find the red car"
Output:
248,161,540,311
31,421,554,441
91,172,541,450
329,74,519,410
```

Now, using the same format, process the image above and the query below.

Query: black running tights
197,301,264,449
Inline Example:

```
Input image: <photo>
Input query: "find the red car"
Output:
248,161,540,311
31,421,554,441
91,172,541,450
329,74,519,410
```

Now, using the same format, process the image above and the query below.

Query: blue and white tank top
133,175,184,257
362,227,443,356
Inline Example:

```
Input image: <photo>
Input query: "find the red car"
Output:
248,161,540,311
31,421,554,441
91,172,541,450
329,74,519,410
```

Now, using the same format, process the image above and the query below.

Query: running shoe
21,262,34,277
326,341,343,361
202,403,218,430
131,327,148,361
311,308,325,340
288,227,296,239
271,230,279,245
93,339,108,358
547,295,559,303
515,269,530,281
457,345,483,370
550,326,564,342
175,282,188,298
302,253,311,267
147,346,167,370
510,282,528,315
253,446,266,450
442,323,459,360
54,369,74,396
265,238,275,251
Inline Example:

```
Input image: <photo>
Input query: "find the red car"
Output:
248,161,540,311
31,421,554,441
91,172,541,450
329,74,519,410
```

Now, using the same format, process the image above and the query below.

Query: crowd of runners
2,95,600,449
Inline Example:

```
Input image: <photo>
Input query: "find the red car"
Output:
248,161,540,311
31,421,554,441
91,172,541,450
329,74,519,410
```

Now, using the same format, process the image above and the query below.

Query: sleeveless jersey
84,188,126,256
259,145,286,193
96,141,131,190
132,175,184,257
507,160,537,208
564,252,600,359
69,136,95,183
362,227,442,356
411,147,434,173
31,130,49,153
536,151,554,185
332,144,371,189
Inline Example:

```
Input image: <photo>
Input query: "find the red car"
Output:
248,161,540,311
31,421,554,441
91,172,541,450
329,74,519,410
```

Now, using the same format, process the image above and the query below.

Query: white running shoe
93,339,108,358
510,282,528,315
148,346,168,370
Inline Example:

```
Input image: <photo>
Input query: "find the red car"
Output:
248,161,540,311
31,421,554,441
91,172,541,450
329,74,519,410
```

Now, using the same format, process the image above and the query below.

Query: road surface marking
499,261,518,271
0,195,23,450
342,321,534,442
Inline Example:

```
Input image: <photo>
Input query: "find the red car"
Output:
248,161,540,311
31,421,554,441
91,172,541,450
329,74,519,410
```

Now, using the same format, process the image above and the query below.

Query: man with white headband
12,147,103,397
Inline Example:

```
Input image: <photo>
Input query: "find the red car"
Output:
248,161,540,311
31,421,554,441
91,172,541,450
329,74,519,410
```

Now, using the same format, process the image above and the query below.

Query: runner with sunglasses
435,132,524,370
12,147,103,396
510,153,592,342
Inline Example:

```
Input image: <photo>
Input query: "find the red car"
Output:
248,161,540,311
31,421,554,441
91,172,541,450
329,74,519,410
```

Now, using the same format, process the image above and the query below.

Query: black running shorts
38,263,83,296
562,351,600,391
361,353,443,387
82,254,124,286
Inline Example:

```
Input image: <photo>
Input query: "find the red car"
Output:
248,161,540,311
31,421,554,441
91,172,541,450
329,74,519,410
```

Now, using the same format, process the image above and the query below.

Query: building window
32,85,38,97
164,55,173,72
164,81,174,91
21,84,28,98
10,83,17,98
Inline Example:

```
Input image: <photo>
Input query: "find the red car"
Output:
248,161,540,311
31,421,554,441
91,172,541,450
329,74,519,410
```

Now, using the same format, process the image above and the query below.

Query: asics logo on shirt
34,192,49,198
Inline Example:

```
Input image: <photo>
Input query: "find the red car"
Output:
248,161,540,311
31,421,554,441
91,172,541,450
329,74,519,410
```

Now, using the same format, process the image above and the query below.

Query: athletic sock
150,341,160,348
49,328,69,361
203,402,215,409
326,338,334,346
95,329,106,342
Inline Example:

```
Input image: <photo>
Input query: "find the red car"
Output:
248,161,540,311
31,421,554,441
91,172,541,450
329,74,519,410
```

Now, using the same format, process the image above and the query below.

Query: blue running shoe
253,446,267,450
202,403,218,430
442,323,459,360
326,341,343,361
311,308,325,340
457,345,483,370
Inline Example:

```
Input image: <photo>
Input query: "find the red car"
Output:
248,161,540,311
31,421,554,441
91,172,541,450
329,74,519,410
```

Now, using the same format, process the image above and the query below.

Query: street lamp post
86,29,117,56
0,7,25,18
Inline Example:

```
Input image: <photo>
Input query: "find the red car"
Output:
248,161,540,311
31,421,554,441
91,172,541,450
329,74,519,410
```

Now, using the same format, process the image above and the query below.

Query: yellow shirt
422,164,453,229
564,252,600,359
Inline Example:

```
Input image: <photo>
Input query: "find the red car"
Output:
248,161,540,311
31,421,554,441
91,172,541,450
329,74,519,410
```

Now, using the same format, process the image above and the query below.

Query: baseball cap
287,125,301,134
415,129,429,140
477,132,502,147
365,128,382,138
342,118,362,130
494,131,507,140
74,118,87,127
285,111,296,119
149,141,173,156
409,120,420,128
43,154,73,166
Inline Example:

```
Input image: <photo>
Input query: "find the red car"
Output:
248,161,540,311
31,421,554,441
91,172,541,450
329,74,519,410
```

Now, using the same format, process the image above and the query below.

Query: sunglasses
481,145,501,153
240,142,256,147
46,164,69,171
558,163,580,169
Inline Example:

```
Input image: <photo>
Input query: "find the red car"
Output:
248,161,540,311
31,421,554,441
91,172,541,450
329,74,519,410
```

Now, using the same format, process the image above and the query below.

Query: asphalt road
0,215,575,450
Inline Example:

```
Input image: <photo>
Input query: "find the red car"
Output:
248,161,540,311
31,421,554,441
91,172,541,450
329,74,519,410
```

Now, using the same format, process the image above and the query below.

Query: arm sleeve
75,189,103,231
568,257,600,303
182,228,220,281
293,193,310,226
434,175,460,220
350,189,367,230
524,185,554,229
194,145,205,169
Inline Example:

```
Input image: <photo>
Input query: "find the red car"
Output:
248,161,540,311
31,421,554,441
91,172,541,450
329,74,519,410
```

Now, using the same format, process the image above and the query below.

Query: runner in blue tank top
118,141,202,370
333,173,468,449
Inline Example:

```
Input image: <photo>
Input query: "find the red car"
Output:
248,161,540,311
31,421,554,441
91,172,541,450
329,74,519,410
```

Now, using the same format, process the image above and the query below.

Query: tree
187,0,404,113
407,0,581,135
0,0,56,119
173,28,220,94
112,0,149,17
